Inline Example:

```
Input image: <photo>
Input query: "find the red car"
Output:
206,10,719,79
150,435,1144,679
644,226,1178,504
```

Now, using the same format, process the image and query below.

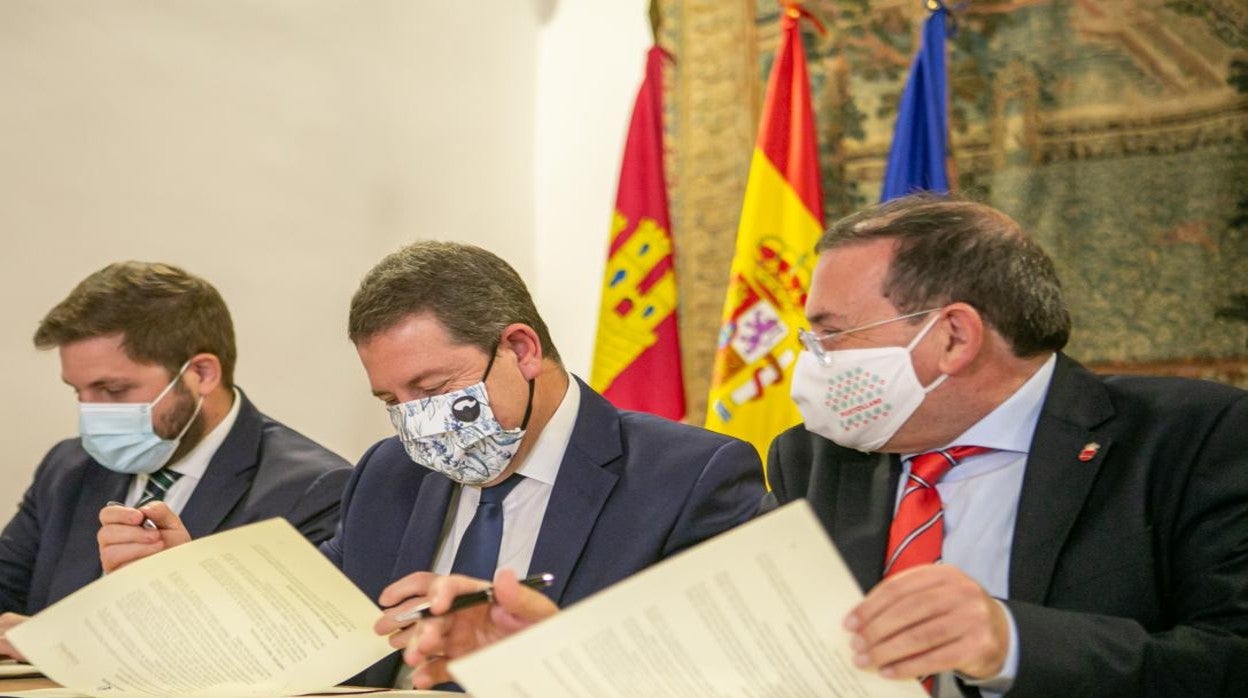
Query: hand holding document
451,502,926,698
0,613,31,662
393,573,554,624
6,519,394,698
400,570,561,689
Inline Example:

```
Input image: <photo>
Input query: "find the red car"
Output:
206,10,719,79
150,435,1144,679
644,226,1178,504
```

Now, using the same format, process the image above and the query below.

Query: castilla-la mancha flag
591,46,686,421
705,5,824,458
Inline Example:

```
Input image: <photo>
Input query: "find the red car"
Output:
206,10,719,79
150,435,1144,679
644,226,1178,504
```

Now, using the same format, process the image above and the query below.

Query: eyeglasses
798,308,942,364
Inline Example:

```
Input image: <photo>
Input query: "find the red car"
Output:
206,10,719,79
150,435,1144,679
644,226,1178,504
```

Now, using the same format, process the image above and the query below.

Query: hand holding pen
401,569,561,689
97,501,192,573
105,501,158,530
393,573,554,624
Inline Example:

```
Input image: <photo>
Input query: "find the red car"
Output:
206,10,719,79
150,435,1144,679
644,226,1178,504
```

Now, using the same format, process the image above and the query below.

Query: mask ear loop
171,395,205,441
150,359,194,408
905,312,949,394
518,379,535,430
904,312,943,352
480,343,501,382
144,359,203,443
482,339,537,431
163,359,204,441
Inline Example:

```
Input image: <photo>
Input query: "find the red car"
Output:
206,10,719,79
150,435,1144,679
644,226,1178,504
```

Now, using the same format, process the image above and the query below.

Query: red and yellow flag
591,46,686,421
705,5,824,458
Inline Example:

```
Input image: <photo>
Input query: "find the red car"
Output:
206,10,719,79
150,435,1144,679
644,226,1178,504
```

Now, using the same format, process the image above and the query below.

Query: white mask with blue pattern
387,349,534,485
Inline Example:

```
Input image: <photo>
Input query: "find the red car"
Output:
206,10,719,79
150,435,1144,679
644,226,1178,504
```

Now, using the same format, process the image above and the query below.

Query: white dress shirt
897,354,1056,696
430,373,578,579
123,388,242,514
395,376,578,689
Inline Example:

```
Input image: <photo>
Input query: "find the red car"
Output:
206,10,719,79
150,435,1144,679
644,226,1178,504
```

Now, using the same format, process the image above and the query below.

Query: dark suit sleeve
760,426,819,515
1006,393,1248,697
0,457,52,613
759,433,790,514
661,438,764,556
285,467,352,546
319,439,385,568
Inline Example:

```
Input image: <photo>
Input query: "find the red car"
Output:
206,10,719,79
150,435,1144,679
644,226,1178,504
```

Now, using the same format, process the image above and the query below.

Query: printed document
452,501,925,697
6,519,394,698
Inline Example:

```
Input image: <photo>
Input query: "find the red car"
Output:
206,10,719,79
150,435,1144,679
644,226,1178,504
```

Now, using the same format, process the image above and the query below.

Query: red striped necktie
884,446,992,578
884,445,991,693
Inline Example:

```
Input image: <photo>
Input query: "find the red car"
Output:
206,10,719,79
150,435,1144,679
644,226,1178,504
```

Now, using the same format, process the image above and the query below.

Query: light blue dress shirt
896,354,1057,695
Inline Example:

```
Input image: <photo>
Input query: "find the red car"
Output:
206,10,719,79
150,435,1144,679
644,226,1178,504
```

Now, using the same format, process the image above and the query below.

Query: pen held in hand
393,573,554,624
105,501,158,530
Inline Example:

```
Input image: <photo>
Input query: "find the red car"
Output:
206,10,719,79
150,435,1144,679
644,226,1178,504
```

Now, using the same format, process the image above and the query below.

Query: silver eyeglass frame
798,307,942,365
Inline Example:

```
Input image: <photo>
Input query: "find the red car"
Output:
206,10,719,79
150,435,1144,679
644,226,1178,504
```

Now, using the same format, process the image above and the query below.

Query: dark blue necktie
451,475,524,580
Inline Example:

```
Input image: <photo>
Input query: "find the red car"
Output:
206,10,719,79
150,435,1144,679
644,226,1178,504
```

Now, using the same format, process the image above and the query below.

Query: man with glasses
767,194,1247,695
325,199,1247,695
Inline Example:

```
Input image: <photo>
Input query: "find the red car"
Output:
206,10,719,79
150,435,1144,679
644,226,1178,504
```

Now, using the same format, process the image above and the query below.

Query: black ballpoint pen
393,573,555,624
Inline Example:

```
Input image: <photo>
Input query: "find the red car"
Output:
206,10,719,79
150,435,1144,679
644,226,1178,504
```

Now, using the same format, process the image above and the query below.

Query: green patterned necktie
136,468,184,507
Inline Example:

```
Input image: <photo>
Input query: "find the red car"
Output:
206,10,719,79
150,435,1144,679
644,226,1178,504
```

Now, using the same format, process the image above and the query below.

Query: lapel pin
1077,442,1100,462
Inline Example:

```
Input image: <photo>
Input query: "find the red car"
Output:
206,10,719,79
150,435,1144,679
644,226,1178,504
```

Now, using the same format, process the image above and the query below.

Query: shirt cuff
956,599,1018,693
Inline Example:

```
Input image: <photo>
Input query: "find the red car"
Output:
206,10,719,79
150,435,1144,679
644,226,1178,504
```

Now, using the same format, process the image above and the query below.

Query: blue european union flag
880,5,950,202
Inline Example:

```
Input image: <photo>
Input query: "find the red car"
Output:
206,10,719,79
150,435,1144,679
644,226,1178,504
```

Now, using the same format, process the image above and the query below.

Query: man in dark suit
100,243,764,688
342,241,763,687
0,262,352,657
766,195,1247,696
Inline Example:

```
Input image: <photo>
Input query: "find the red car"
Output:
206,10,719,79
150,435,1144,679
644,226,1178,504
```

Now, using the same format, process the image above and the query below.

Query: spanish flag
705,4,824,458
591,46,686,421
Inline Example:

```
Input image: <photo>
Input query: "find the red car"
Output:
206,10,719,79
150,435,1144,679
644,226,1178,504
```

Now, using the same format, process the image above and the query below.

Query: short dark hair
34,262,237,385
817,194,1070,356
348,241,562,363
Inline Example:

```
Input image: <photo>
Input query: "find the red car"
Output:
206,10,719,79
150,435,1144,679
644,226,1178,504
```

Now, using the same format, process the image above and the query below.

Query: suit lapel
822,448,899,592
528,378,620,604
388,475,455,580
361,474,454,692
48,465,130,604
1009,355,1114,604
179,393,262,537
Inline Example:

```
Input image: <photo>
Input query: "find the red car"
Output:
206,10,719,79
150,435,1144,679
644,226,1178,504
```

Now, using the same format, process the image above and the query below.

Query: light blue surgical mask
78,361,203,475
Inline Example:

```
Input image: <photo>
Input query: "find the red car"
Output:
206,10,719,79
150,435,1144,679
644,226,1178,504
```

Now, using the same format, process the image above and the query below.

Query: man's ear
498,324,544,380
936,303,984,376
184,353,223,396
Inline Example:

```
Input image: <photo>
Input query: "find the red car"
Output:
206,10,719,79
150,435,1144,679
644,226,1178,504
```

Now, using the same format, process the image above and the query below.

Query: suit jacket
765,354,1248,697
0,391,353,615
322,378,765,687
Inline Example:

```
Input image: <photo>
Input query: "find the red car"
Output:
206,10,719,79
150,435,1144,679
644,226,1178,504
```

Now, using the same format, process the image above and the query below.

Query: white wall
0,0,651,513
1,0,625,512
532,2,652,376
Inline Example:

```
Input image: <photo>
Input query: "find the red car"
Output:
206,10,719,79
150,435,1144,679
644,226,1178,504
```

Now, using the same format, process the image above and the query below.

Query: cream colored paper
452,501,926,698
0,660,40,678
6,519,394,698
